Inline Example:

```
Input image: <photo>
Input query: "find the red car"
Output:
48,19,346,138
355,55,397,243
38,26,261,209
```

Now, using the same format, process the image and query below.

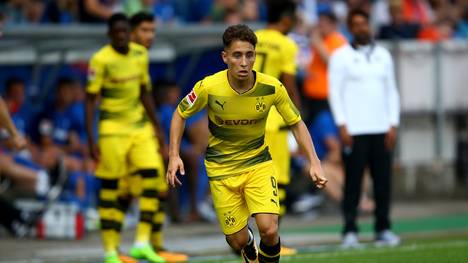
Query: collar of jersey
226,70,258,96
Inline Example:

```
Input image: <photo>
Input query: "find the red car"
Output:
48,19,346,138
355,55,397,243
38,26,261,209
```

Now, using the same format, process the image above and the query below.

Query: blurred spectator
0,0,46,25
37,78,85,168
402,0,432,25
308,110,374,212
2,77,33,138
124,0,177,24
78,0,121,23
378,1,421,40
303,10,347,124
455,5,468,38
155,80,209,222
205,0,243,24
42,0,79,24
418,17,456,42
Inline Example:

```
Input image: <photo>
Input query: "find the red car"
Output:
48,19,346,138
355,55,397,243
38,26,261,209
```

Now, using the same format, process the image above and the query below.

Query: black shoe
45,155,67,201
37,156,68,217
242,227,258,262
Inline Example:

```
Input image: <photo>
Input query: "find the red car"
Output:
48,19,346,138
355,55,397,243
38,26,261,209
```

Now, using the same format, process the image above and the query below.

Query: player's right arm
166,111,186,187
166,80,207,187
85,53,104,161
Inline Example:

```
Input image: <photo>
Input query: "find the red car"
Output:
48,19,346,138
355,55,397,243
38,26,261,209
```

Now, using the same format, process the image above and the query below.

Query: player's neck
111,44,129,55
267,24,286,35
227,71,255,94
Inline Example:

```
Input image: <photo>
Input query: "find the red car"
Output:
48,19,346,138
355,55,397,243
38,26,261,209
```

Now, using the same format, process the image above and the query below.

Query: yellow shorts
209,161,279,235
118,158,168,197
265,129,290,185
95,124,162,180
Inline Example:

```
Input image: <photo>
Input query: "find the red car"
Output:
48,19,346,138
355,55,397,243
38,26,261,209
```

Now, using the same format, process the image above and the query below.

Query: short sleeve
86,54,105,94
177,80,208,119
281,40,299,75
274,83,301,126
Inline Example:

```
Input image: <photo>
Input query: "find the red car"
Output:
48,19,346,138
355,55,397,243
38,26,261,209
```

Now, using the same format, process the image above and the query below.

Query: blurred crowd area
1,0,468,41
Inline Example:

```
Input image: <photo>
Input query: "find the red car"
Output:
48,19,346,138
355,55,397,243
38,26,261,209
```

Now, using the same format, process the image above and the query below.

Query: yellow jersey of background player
253,0,300,217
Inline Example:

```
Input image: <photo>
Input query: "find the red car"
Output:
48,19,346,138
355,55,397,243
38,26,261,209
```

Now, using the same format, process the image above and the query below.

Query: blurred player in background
85,13,165,263
127,11,188,262
167,24,327,263
253,0,301,255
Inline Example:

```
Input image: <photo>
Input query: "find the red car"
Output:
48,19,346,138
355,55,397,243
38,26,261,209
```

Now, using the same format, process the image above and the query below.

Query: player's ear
221,50,228,64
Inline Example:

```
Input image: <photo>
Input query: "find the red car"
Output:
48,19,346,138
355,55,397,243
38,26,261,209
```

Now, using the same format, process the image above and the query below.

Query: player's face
132,21,156,49
109,20,130,50
222,40,256,81
350,15,371,45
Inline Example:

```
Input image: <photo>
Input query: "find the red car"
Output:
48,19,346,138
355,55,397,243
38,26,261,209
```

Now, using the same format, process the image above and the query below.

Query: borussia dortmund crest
255,97,266,113
224,212,236,227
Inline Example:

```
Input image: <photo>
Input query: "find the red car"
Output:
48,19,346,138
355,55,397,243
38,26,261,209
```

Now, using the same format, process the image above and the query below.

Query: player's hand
339,125,353,148
11,134,27,150
385,126,397,151
166,155,184,187
309,162,327,189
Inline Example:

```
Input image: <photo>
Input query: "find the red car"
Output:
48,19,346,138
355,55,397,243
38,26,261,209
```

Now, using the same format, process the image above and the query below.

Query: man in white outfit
328,9,401,248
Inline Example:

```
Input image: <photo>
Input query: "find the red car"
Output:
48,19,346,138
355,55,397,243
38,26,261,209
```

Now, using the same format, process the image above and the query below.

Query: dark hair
5,77,24,95
319,10,338,23
347,9,370,28
130,12,154,29
152,79,178,107
222,24,257,48
56,77,75,90
266,0,296,24
107,13,129,30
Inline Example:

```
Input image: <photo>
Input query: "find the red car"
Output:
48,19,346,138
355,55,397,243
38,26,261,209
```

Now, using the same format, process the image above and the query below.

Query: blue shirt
308,110,339,160
158,104,205,149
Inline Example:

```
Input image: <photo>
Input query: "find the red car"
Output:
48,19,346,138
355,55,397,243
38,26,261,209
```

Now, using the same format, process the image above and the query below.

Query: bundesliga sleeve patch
186,89,197,107
88,68,96,80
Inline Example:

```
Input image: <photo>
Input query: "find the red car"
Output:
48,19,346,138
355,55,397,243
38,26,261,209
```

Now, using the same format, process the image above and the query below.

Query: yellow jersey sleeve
141,49,152,91
86,54,105,94
274,83,301,126
177,80,208,119
281,40,298,75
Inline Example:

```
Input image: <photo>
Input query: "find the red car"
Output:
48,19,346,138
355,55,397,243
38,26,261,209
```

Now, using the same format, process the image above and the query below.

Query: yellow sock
98,179,121,253
151,198,166,249
135,169,159,244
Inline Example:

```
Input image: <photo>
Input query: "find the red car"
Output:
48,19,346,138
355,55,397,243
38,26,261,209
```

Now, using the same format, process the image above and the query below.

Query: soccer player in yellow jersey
167,24,327,263
128,12,188,263
253,0,301,256
85,13,164,263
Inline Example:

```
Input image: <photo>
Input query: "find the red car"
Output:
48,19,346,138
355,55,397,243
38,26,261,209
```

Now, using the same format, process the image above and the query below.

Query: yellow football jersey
87,42,151,135
254,29,298,78
177,70,301,178
254,29,299,132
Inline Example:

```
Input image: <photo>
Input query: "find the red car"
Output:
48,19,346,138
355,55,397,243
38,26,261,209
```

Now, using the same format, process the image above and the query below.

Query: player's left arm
140,84,166,148
274,83,327,188
139,51,167,152
290,120,327,188
384,50,400,150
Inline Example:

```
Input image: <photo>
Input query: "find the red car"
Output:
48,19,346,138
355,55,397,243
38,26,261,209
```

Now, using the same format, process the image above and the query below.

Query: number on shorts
270,176,278,196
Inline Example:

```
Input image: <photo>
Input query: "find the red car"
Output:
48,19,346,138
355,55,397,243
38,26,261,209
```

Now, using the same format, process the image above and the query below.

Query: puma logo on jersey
215,100,226,110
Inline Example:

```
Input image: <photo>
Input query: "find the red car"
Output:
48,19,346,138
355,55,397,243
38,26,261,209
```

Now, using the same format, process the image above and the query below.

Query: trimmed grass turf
191,235,468,263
